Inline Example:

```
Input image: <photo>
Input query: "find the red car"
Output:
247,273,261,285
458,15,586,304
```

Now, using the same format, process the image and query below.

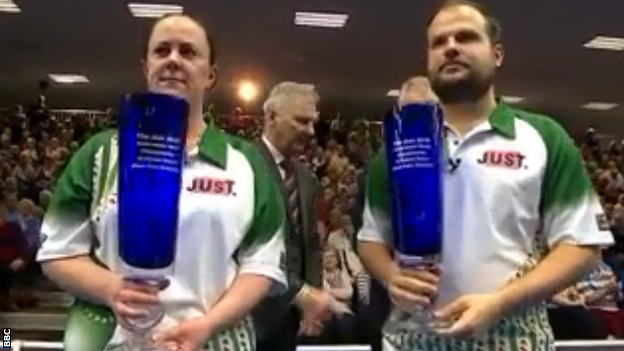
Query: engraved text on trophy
391,137,435,171
133,132,184,173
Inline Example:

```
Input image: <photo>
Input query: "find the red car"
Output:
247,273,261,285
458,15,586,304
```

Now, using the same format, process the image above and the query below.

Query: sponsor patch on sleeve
38,233,48,246
596,213,610,231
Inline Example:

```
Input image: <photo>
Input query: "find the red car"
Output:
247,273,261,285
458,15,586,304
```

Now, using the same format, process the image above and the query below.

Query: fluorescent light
501,95,524,103
48,74,89,84
0,0,21,13
294,12,348,28
128,3,183,18
581,102,618,110
583,36,624,51
386,89,400,97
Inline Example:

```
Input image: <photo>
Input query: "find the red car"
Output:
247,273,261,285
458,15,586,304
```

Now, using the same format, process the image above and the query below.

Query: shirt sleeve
236,147,288,294
357,147,393,245
37,132,112,262
538,120,614,248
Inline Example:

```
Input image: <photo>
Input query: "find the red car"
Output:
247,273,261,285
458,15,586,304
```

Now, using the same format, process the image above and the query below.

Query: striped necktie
281,159,301,227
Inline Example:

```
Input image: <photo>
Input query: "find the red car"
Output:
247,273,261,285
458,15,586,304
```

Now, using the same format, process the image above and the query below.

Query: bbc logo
2,328,10,348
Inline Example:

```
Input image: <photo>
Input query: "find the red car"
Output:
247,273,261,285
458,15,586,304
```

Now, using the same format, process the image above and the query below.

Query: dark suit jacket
253,140,323,338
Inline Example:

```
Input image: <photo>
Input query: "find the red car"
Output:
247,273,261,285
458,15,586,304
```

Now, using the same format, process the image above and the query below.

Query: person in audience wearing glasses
37,14,287,351
358,2,613,351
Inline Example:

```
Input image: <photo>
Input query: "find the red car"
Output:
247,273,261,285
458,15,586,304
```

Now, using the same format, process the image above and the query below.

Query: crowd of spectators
3,106,624,342
543,128,624,340
0,106,109,310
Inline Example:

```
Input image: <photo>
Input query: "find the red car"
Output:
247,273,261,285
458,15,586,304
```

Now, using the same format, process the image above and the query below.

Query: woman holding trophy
37,14,287,351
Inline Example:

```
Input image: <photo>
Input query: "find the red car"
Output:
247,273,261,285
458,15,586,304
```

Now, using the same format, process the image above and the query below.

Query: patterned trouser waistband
382,306,555,351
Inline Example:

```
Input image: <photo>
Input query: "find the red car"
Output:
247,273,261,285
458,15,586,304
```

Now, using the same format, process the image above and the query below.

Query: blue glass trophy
117,92,189,349
383,102,446,332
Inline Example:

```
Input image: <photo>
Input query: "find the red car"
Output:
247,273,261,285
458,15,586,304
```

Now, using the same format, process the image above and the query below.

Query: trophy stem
385,252,450,333
122,271,169,332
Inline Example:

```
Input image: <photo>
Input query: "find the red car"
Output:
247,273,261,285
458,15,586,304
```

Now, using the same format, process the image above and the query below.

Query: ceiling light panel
0,0,21,13
294,12,348,28
128,3,183,18
501,95,524,103
48,74,89,84
581,102,618,110
583,36,624,51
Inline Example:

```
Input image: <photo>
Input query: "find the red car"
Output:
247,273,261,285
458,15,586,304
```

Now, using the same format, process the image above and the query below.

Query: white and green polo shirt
37,124,287,351
358,102,614,351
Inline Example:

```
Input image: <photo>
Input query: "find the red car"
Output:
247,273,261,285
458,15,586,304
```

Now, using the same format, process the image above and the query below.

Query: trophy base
388,253,447,333
122,274,169,332
385,309,452,334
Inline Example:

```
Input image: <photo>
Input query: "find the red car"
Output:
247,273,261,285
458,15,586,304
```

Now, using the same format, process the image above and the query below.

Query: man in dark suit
254,82,341,351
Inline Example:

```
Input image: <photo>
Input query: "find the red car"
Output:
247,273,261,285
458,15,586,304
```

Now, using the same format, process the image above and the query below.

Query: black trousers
256,308,300,351
548,306,609,340
367,280,391,351
0,263,18,295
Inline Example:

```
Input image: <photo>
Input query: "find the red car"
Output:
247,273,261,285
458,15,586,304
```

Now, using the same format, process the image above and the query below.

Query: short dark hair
146,13,217,66
427,0,502,43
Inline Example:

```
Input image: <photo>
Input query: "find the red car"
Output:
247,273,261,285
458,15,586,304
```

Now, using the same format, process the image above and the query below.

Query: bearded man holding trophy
37,14,287,351
357,1,613,351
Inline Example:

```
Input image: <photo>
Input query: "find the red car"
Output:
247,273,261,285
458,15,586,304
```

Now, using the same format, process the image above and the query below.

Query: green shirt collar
488,100,516,138
197,114,228,169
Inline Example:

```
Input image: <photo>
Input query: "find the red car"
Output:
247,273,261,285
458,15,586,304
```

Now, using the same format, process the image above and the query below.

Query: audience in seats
580,261,624,338
0,208,29,310
5,105,624,346
0,109,113,311
313,248,358,344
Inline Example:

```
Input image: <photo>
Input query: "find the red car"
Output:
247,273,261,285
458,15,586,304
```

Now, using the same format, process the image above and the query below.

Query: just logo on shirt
186,177,236,196
477,150,527,169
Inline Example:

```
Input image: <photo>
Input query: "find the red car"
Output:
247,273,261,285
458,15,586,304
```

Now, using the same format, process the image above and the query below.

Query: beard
429,67,494,104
